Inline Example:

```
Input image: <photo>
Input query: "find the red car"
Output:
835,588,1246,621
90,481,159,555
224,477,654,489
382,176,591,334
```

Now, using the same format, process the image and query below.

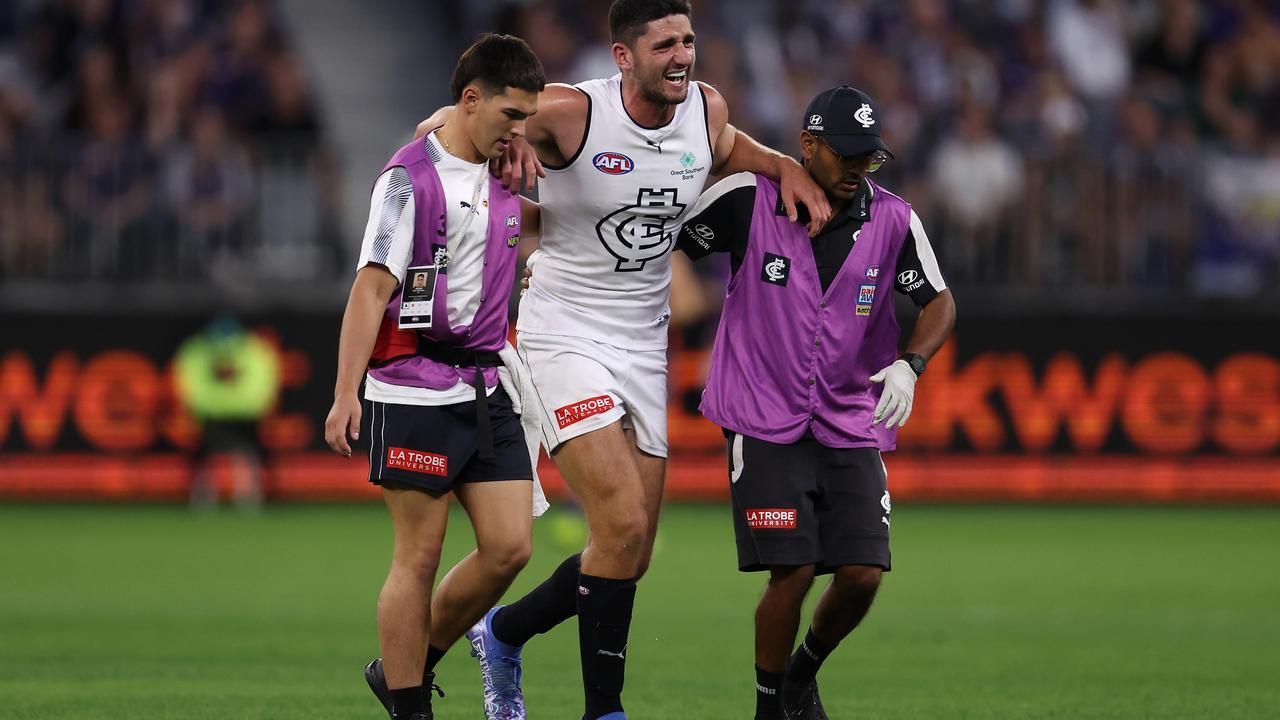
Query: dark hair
609,0,693,46
450,33,546,102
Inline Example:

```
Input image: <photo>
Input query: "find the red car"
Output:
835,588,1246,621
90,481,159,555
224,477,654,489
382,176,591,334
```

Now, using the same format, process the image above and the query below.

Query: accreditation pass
398,265,437,329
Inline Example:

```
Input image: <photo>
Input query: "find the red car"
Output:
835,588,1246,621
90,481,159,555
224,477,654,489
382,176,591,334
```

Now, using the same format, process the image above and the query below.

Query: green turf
1,503,1277,719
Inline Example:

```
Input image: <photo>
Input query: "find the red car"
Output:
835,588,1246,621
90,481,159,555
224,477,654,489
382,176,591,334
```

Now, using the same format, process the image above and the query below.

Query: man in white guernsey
416,3,830,719
323,35,546,720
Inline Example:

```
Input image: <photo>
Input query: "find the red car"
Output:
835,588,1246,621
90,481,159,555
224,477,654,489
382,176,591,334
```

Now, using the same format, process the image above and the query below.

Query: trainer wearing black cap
676,86,956,720
803,85,894,160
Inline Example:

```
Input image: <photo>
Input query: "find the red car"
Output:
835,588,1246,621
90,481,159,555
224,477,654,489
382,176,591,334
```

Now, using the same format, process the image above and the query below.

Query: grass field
1,503,1278,719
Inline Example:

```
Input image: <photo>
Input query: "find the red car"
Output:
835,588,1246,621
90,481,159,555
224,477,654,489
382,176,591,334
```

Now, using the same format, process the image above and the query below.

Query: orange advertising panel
1,313,1277,502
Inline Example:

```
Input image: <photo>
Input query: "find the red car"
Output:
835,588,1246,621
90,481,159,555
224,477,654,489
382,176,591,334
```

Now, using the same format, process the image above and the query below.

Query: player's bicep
677,173,756,260
893,210,947,306
529,84,587,161
710,122,738,176
699,82,735,175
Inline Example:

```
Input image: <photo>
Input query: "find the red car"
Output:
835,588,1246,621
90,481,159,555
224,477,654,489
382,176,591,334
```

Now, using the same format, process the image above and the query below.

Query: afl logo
593,151,634,175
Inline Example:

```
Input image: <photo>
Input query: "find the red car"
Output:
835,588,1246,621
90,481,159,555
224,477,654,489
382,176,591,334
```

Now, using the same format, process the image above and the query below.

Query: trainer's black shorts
362,385,532,495
726,430,891,573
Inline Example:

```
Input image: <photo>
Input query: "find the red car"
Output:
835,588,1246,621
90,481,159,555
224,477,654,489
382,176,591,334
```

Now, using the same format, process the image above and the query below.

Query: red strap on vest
369,319,419,365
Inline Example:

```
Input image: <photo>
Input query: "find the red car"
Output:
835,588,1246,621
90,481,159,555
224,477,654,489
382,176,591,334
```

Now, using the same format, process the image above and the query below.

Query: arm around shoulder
415,106,454,140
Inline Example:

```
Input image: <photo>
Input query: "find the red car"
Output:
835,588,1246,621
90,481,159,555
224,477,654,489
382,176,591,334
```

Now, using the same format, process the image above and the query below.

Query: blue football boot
467,606,526,720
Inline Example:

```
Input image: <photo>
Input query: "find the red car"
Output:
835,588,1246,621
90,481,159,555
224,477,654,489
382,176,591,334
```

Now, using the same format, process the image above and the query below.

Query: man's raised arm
700,81,832,237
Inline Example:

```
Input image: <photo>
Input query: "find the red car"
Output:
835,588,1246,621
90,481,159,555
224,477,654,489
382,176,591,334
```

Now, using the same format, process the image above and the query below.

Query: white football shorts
515,331,668,458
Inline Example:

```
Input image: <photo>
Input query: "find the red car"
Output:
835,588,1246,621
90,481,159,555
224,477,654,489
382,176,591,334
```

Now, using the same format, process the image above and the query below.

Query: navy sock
423,644,446,680
389,685,425,718
755,665,785,719
491,553,581,646
786,627,833,685
578,573,637,719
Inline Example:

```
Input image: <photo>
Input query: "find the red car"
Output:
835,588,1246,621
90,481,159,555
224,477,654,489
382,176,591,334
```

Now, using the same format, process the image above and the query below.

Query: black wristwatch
900,352,927,377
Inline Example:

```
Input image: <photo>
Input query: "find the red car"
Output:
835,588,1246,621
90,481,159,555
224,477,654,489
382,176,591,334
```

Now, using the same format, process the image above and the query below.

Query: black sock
491,553,581,646
577,573,637,719
423,644,446,679
786,627,834,686
389,685,425,718
755,665,785,719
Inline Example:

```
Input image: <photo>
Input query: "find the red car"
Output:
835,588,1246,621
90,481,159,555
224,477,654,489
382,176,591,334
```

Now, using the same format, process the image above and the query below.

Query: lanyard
452,168,487,249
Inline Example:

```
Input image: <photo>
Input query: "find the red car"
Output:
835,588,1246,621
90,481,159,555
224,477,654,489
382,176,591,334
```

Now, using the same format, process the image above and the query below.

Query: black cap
803,86,893,159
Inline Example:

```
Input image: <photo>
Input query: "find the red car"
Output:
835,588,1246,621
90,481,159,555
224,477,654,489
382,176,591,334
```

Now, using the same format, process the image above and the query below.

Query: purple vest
700,175,910,450
367,138,523,390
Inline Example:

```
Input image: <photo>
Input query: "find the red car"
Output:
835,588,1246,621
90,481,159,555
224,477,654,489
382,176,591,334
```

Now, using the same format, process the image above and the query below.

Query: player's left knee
833,564,883,598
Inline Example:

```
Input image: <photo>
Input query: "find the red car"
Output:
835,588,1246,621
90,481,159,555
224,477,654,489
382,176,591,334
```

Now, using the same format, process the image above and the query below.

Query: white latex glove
869,359,917,428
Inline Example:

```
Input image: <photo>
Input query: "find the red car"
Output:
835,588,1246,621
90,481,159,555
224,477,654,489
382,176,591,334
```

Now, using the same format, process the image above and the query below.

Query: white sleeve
908,209,947,292
356,166,415,283
685,171,756,218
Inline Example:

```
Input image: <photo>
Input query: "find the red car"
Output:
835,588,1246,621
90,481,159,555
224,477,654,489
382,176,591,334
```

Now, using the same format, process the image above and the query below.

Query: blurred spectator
0,103,64,278
164,106,254,277
1108,93,1196,286
201,0,278,131
62,95,160,278
1199,0,1280,152
1134,0,1209,114
1048,0,1132,103
252,50,319,140
1198,152,1280,297
929,102,1023,280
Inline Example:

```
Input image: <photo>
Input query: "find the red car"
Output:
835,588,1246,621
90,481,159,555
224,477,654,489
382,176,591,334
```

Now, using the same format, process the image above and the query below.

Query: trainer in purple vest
700,174,911,450
366,137,523,391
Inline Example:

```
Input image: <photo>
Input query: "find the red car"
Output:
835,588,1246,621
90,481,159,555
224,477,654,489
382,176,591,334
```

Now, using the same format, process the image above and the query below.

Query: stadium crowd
472,0,1280,300
2,0,1277,302
0,0,342,284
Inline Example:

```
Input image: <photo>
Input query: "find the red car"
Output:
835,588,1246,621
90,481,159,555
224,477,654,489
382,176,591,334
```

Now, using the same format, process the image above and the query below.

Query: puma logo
597,645,627,660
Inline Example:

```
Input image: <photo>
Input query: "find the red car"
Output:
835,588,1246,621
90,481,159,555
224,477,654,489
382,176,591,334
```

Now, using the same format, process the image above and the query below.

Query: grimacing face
467,85,539,159
623,14,695,106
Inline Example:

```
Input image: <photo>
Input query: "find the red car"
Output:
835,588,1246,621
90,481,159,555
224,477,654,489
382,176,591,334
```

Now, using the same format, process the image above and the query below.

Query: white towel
497,341,550,517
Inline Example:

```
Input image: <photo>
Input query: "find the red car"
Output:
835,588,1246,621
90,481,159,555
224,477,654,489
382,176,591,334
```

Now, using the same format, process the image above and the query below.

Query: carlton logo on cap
855,103,875,128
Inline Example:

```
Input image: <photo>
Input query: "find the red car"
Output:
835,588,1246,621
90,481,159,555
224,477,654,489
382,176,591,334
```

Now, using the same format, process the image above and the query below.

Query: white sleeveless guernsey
518,74,714,350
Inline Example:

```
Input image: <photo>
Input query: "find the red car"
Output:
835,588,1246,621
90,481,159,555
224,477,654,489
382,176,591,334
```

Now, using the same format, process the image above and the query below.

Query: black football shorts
362,386,532,494
726,430,891,573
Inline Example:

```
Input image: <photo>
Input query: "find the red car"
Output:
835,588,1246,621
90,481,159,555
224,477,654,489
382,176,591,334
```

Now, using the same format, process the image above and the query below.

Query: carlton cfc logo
596,188,686,272
593,151,634,175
